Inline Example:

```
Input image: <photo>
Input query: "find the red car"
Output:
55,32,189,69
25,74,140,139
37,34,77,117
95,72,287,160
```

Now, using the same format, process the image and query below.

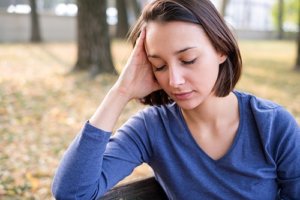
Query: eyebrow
147,46,197,58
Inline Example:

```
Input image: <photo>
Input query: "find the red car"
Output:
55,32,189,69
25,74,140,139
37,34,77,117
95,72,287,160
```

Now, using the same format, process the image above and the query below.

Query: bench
99,177,168,200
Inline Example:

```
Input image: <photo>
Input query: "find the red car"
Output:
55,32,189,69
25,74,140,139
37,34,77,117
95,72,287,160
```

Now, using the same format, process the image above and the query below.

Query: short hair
128,0,242,106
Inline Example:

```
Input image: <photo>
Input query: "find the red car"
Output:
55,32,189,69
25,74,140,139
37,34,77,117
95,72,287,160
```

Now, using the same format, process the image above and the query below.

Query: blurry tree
132,0,141,18
73,0,115,77
272,0,299,70
126,0,141,20
220,0,229,16
273,0,299,24
282,0,299,25
277,0,284,39
272,0,298,39
29,0,42,42
116,0,129,38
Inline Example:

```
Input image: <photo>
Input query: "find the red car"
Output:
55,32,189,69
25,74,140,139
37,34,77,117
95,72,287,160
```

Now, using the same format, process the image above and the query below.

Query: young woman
52,0,300,199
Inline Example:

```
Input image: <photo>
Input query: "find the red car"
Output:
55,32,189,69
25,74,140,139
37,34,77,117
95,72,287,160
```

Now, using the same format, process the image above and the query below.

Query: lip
173,91,193,100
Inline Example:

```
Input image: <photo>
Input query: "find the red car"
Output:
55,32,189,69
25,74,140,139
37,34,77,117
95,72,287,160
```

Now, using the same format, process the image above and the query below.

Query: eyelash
154,58,197,72
154,65,166,72
182,58,197,65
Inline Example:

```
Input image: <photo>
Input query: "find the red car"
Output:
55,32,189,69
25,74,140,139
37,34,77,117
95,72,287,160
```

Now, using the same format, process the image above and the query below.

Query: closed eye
153,65,166,72
182,58,197,65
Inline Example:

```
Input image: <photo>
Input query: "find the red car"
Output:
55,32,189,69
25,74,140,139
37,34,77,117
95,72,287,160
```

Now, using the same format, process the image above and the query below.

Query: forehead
145,21,211,53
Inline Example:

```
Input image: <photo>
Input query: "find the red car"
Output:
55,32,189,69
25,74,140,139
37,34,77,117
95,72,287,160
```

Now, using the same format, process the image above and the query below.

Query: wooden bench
99,177,168,200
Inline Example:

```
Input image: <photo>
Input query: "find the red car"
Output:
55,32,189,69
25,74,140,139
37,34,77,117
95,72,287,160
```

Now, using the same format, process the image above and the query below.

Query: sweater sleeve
273,108,300,199
52,112,153,200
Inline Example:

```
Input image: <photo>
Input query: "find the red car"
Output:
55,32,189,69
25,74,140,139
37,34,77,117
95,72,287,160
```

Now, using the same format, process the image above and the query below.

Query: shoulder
121,103,180,133
235,90,299,140
234,90,294,123
235,90,299,144
135,103,180,122
235,90,280,110
235,91,300,161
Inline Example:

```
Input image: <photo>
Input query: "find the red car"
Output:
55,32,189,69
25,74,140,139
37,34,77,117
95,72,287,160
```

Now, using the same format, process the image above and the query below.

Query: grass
0,39,299,199
237,40,300,121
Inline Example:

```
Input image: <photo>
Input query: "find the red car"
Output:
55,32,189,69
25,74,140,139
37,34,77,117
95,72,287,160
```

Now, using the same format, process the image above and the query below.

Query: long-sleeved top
52,91,300,200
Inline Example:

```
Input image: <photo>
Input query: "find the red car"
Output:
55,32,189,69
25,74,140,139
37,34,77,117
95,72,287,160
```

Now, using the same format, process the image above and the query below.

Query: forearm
52,123,111,199
89,27,159,132
89,86,131,132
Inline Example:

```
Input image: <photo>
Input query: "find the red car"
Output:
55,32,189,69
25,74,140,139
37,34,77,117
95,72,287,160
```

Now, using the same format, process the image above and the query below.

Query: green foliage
272,0,299,30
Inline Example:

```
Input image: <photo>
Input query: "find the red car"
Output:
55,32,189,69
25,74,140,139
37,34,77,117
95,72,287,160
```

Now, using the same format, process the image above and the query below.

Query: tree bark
74,0,115,77
29,0,42,42
116,0,129,38
277,0,284,39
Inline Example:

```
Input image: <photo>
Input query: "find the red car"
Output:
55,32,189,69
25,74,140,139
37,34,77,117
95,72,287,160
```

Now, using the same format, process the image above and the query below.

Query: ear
218,54,227,64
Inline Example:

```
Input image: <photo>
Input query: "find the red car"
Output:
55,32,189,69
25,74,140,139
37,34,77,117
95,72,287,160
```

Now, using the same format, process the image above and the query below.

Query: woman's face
145,21,226,110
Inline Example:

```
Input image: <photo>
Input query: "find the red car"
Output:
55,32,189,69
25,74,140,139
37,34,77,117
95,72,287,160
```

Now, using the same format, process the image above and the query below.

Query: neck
181,92,238,128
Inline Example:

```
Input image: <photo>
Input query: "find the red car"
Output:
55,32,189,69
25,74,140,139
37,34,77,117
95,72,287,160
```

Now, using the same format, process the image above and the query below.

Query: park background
0,0,299,199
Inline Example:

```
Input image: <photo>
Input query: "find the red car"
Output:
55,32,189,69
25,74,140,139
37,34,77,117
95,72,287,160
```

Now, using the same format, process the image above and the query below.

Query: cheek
154,73,168,87
192,61,219,87
201,56,220,75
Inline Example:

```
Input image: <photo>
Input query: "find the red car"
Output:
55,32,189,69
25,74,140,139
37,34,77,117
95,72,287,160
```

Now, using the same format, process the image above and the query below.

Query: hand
113,28,161,100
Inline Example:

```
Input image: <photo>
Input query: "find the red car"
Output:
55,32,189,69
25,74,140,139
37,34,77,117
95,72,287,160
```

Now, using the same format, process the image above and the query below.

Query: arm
274,109,300,199
52,29,160,199
90,28,160,132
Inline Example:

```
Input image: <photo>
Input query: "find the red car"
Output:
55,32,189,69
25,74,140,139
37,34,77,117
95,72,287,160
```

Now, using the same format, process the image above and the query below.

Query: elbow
51,180,104,200
51,170,106,200
52,185,76,200
51,183,66,200
52,192,64,200
51,177,74,200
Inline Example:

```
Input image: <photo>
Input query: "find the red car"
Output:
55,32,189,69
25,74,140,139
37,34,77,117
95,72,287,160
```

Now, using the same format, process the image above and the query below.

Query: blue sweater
52,91,300,199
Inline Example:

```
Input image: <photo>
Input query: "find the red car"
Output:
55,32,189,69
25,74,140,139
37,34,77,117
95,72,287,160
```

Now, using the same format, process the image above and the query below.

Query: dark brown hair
128,0,242,106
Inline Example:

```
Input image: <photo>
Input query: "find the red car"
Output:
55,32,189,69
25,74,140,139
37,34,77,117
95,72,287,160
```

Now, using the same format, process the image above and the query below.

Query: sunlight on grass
237,40,300,122
0,39,299,199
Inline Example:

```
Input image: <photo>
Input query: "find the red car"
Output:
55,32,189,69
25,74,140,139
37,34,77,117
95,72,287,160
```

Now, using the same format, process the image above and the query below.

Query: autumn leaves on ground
0,40,299,199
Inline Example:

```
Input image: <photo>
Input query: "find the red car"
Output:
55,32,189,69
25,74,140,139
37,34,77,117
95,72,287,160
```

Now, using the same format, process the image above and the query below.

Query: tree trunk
74,0,115,77
277,0,284,39
29,0,42,42
116,0,129,38
220,0,229,17
129,0,141,19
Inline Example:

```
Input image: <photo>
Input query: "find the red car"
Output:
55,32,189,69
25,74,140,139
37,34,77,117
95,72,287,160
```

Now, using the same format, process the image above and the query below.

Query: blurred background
0,0,299,199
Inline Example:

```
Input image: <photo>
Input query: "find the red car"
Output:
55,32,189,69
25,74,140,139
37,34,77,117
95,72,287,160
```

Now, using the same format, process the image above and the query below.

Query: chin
175,99,202,110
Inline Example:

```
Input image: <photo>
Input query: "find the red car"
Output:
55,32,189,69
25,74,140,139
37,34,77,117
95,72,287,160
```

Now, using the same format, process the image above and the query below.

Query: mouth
172,91,193,100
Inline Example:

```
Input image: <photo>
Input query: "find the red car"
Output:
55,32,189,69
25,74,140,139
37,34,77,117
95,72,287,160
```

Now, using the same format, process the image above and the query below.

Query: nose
169,66,185,87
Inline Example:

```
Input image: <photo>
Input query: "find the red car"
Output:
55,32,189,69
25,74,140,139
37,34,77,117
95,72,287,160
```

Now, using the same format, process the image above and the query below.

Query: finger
135,27,146,50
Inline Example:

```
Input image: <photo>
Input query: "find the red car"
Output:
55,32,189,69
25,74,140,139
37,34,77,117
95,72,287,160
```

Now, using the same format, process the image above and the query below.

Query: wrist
89,86,130,131
110,84,133,102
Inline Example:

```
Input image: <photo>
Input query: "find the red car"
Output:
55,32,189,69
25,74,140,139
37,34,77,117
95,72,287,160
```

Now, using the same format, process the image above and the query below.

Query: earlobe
219,54,227,64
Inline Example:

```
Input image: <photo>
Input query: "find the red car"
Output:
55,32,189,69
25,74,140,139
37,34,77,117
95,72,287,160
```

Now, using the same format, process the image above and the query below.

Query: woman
52,0,300,199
